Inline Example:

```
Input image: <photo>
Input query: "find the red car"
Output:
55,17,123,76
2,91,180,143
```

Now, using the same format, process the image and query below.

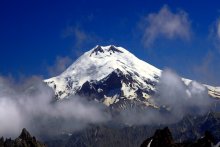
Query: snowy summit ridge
45,45,220,108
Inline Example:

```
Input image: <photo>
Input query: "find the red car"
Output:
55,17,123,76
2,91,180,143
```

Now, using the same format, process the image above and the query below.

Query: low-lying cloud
119,69,215,125
0,76,110,138
0,69,217,138
155,69,211,117
141,5,191,48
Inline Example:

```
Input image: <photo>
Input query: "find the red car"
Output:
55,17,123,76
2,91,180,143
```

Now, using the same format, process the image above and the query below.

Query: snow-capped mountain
44,45,220,108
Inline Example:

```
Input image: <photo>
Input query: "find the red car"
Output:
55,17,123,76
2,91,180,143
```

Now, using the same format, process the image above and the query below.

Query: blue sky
1,0,220,85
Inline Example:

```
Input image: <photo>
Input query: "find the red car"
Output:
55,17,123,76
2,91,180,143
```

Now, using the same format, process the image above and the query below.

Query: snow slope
44,45,220,107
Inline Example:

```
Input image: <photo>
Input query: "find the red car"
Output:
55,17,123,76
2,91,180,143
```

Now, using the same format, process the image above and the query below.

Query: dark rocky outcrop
43,112,220,147
0,128,46,147
141,127,219,147
141,127,177,147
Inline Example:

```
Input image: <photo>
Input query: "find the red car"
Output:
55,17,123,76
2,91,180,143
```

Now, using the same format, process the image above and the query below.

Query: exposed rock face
0,128,46,147
140,127,218,147
19,128,32,141
140,127,176,147
41,112,220,147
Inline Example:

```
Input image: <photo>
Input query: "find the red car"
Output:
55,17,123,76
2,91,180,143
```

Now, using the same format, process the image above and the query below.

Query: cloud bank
0,70,217,138
141,5,191,48
118,69,215,125
0,76,110,138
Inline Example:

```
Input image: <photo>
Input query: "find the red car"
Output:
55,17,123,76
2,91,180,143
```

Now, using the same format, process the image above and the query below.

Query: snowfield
45,45,220,106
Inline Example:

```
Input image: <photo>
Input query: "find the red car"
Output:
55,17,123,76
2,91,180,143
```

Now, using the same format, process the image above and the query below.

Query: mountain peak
45,45,161,100
44,45,220,105
19,128,32,140
90,45,124,57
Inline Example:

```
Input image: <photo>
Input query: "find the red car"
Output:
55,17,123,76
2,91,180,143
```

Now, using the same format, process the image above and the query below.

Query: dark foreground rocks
141,127,219,147
0,128,46,147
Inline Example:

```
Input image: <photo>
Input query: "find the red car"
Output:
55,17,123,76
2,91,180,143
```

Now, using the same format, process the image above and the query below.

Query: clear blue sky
1,0,220,85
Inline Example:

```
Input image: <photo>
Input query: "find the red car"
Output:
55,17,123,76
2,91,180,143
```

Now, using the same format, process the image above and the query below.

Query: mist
0,69,217,138
119,69,216,125
0,76,110,138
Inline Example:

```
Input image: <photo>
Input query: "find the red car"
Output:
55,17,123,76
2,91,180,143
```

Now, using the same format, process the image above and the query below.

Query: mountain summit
45,45,220,109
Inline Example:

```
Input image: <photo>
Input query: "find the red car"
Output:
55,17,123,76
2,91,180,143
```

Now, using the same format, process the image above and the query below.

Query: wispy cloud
0,71,216,137
140,5,192,48
193,52,213,82
62,25,101,49
0,76,110,137
118,69,214,125
192,52,220,86
63,26,87,47
209,18,220,51
47,56,72,77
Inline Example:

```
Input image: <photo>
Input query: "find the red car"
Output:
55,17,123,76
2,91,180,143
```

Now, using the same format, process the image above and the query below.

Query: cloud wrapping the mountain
141,5,191,48
0,76,110,138
119,69,214,125
0,70,216,137
155,69,211,118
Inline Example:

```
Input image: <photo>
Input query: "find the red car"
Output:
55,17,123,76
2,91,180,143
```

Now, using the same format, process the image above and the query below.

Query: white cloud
141,5,192,48
0,76,110,137
118,69,213,125
0,71,216,137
